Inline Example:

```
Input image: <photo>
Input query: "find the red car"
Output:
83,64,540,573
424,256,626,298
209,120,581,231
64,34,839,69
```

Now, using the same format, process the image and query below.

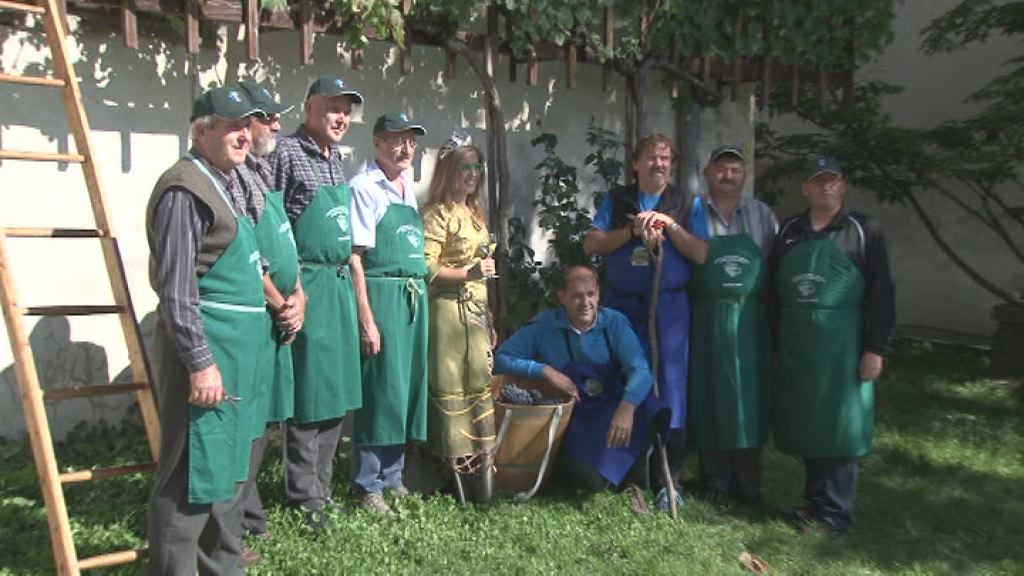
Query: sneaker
655,485,684,513
390,485,411,499
359,492,395,517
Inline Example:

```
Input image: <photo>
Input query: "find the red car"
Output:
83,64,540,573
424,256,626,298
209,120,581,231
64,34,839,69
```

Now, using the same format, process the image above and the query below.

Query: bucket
491,375,574,496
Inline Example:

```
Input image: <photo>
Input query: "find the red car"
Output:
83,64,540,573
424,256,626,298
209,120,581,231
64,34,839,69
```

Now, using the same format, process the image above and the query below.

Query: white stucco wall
766,0,1022,339
0,17,754,439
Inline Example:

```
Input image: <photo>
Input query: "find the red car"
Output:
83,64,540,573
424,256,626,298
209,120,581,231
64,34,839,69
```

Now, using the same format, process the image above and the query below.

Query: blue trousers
351,445,406,495
804,457,859,533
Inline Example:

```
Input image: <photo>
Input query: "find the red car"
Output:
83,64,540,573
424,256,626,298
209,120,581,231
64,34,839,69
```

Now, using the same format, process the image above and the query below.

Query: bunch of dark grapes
499,383,534,405
499,383,565,405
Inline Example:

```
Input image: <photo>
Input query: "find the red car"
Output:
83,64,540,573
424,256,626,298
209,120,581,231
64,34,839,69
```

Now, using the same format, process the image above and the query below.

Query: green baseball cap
372,112,426,136
305,75,364,104
805,155,843,180
235,80,294,116
191,86,260,121
708,145,745,164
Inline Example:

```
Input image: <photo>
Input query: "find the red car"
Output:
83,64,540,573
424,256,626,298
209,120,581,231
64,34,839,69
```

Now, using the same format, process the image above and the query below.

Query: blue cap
805,155,843,180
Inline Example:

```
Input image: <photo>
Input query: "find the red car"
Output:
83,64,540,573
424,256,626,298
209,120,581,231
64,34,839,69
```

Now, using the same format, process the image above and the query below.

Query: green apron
187,156,268,503
290,159,362,423
688,234,771,450
253,191,299,423
353,202,429,446
774,238,873,457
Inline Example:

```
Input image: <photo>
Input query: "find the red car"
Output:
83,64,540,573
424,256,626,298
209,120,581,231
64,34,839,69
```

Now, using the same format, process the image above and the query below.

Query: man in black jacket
771,155,896,536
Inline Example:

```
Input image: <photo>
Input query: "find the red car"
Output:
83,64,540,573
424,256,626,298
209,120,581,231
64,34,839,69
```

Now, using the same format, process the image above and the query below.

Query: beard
253,135,277,157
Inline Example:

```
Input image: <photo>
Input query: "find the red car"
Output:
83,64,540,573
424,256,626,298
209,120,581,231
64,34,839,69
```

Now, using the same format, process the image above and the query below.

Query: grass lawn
1,341,1021,575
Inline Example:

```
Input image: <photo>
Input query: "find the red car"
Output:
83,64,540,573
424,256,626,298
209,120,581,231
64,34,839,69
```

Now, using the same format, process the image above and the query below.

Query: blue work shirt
494,307,653,406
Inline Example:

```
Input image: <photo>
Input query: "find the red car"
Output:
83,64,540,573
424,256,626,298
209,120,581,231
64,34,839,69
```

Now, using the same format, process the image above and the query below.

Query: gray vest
146,157,239,290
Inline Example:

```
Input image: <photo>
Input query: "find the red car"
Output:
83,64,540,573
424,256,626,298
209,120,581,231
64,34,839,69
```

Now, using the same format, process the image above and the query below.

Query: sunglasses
253,112,281,123
459,162,485,174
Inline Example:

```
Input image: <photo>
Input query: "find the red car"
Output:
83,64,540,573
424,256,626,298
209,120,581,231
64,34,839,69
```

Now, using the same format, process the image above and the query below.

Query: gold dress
422,202,496,459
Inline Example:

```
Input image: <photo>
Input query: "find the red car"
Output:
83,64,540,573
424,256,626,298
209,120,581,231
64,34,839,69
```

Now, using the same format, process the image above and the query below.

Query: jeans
804,457,859,533
351,444,406,495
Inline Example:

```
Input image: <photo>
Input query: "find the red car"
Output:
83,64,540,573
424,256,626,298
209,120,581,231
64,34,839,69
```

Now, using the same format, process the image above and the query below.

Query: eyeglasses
384,135,418,149
459,162,485,174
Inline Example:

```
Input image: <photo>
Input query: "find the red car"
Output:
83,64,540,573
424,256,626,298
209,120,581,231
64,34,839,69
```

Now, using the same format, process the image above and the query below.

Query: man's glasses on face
459,162,485,174
385,135,418,149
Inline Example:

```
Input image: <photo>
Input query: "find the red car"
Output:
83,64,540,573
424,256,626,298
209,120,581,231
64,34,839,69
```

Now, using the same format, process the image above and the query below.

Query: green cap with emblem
190,86,261,121
804,155,843,180
372,112,426,136
305,75,364,104
708,144,745,164
235,80,294,116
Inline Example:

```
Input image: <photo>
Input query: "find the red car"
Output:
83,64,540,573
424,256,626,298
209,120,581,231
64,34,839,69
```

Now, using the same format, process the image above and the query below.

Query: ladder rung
0,149,85,163
23,305,124,316
0,72,66,87
4,227,106,238
77,548,147,570
43,382,148,401
0,0,45,14
59,463,157,484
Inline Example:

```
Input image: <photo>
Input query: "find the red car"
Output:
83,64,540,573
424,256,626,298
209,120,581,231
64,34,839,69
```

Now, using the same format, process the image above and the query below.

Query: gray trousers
699,448,763,502
238,430,270,537
284,417,343,510
147,319,243,576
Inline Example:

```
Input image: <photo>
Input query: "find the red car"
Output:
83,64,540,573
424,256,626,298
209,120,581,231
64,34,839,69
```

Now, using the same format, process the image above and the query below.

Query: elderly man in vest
146,86,266,574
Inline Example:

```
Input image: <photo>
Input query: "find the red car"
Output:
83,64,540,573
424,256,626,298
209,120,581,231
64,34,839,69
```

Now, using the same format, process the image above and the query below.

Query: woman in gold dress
422,132,496,503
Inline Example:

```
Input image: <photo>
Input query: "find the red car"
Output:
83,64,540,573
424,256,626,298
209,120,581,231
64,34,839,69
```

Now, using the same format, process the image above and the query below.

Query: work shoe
624,483,651,517
303,507,332,532
240,546,262,568
359,492,395,517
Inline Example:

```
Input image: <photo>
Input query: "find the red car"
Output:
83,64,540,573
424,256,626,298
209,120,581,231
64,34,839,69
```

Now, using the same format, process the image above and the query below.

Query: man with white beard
229,80,304,563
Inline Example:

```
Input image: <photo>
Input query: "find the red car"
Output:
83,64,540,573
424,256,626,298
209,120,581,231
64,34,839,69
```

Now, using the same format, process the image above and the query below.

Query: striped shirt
150,152,244,372
690,194,778,255
266,125,347,222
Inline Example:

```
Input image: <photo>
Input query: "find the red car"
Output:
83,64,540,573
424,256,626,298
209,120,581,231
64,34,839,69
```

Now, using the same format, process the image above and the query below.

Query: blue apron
560,330,670,486
603,237,691,429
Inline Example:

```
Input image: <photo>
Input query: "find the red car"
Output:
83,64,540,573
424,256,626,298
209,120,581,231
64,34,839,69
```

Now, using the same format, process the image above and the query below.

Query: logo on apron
326,206,351,241
583,378,605,397
792,272,826,302
714,254,750,278
396,224,422,249
630,245,650,267
249,250,264,278
278,221,297,248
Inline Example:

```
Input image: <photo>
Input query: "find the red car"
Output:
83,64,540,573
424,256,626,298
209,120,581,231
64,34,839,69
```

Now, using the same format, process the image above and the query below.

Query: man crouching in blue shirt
494,265,665,492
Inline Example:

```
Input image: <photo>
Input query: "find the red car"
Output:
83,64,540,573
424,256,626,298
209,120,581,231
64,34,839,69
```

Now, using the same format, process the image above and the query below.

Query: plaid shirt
266,125,347,222
230,153,270,221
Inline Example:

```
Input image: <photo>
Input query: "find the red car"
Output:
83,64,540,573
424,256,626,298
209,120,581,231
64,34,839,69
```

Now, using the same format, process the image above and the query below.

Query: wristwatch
667,222,680,232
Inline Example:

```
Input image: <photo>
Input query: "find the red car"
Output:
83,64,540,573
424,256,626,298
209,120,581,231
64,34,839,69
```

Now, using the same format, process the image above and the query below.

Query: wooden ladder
0,0,161,573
